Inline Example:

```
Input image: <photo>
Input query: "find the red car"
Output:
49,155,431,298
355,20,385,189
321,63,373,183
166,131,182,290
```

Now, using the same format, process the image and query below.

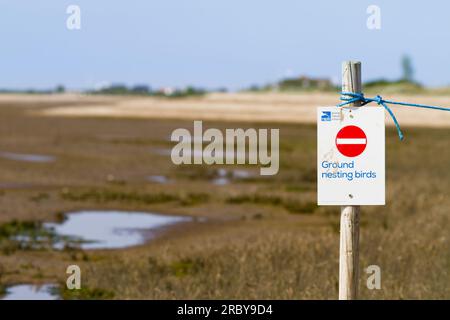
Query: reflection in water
212,168,230,185
212,168,253,185
147,175,171,184
212,177,229,185
0,151,55,163
232,169,251,179
1,284,58,300
44,210,191,250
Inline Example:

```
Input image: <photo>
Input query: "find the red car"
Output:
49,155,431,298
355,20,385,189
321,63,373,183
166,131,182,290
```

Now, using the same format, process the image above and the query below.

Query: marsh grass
0,220,42,239
0,105,448,299
60,188,178,204
226,194,317,214
74,124,450,299
146,257,205,278
60,188,210,207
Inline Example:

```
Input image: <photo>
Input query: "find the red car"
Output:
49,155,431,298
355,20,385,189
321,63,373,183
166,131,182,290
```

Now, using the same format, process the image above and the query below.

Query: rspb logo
321,111,340,122
321,111,331,121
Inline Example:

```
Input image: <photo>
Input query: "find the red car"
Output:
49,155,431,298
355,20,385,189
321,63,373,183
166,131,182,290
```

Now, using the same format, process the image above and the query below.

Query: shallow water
44,210,191,250
212,177,230,185
147,175,171,184
1,284,58,300
0,151,55,163
212,168,230,185
232,169,252,179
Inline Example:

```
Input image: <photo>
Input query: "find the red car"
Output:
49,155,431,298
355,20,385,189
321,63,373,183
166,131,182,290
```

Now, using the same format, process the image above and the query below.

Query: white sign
317,106,385,205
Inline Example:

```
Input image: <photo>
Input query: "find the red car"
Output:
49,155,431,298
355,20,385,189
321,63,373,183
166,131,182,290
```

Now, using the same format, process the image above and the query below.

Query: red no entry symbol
335,125,367,157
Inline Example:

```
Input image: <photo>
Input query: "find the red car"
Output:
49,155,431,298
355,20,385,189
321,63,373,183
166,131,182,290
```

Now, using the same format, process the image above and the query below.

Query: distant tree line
0,84,66,94
247,55,421,93
90,84,209,98
363,55,422,93
246,76,337,92
0,84,214,98
0,56,426,96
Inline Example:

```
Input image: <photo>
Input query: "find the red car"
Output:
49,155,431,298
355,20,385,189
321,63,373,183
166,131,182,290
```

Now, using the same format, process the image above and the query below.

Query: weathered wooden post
339,61,362,300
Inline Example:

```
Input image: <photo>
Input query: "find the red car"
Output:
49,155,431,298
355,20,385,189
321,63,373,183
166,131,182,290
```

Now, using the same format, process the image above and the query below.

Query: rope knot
374,95,383,105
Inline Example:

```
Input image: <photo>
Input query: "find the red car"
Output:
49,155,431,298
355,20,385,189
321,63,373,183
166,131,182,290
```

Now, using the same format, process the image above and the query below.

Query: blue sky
1,0,449,90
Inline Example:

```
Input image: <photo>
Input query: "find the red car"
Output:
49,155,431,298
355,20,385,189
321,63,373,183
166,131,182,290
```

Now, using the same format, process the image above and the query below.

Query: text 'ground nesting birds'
317,107,385,205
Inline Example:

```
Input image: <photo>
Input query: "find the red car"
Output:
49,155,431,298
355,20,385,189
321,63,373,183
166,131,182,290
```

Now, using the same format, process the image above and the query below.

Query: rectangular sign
317,106,385,205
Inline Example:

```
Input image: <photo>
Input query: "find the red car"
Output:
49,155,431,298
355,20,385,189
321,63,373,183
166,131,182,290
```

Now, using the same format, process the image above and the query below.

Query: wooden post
339,61,361,300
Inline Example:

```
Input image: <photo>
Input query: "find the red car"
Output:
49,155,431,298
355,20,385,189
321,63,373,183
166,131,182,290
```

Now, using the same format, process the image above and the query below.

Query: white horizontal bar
336,138,366,145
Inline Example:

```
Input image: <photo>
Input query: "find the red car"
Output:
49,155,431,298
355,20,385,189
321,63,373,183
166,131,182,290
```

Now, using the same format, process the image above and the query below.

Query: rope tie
338,92,450,140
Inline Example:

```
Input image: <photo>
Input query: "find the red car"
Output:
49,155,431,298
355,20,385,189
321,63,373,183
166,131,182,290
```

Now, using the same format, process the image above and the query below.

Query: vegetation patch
226,194,316,214
59,286,115,300
179,193,210,206
147,256,205,278
60,188,210,206
29,192,50,203
60,189,177,204
284,184,312,192
170,258,205,277
0,219,86,253
227,194,282,206
0,220,42,239
283,200,317,214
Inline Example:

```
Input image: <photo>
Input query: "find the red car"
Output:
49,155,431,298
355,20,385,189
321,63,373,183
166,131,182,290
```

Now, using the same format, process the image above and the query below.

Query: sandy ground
2,92,450,127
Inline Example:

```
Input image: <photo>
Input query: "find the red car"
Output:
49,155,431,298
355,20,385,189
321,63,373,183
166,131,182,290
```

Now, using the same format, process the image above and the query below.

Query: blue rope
338,92,450,140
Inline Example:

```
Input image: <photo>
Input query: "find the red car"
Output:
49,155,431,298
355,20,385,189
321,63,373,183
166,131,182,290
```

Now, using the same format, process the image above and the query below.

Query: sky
0,0,449,90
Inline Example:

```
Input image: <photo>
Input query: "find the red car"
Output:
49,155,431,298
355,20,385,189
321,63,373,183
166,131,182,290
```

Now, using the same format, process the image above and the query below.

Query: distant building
160,87,175,96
